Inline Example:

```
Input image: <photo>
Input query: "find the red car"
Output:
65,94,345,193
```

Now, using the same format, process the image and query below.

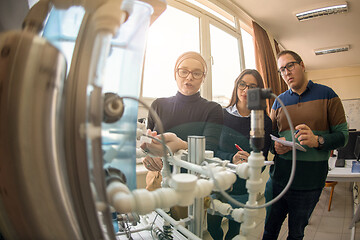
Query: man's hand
295,124,318,148
274,137,292,155
142,155,163,171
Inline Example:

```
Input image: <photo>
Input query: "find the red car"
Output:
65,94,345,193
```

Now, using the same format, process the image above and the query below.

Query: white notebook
270,134,307,152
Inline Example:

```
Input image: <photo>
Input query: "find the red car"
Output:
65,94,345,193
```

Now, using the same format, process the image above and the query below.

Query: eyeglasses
278,61,300,75
177,68,204,79
238,80,257,90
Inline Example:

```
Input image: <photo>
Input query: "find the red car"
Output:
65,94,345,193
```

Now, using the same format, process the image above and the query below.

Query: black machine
335,130,360,167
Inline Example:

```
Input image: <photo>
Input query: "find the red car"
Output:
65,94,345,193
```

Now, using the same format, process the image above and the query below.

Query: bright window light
241,28,256,69
142,6,200,98
210,24,241,106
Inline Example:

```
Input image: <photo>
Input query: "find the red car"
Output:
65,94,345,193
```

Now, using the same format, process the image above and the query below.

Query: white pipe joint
107,181,179,215
247,152,265,168
231,208,245,223
236,163,249,179
194,179,214,198
132,188,178,215
245,178,263,193
212,170,237,191
240,208,257,233
205,150,214,158
169,174,197,206
211,199,232,215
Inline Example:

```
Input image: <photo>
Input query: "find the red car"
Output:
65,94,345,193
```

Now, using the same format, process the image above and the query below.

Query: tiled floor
204,181,360,240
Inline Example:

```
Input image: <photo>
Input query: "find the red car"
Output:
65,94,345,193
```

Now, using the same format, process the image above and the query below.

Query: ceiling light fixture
314,45,350,55
296,2,348,21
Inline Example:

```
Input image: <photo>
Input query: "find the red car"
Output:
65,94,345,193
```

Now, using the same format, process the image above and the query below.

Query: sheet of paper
270,134,307,152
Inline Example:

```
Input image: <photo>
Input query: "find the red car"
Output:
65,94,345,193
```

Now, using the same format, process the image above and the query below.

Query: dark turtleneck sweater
215,108,272,195
147,91,223,153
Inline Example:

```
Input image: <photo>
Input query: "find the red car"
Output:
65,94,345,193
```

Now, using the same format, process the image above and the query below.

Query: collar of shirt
289,80,314,96
226,105,249,117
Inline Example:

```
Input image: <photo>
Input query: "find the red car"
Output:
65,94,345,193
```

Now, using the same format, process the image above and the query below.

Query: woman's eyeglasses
238,80,257,90
177,68,204,79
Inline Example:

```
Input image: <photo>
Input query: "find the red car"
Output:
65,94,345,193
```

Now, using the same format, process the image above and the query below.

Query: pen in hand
235,144,243,151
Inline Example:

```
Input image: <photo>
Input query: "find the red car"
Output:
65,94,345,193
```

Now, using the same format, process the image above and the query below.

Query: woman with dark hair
207,69,272,240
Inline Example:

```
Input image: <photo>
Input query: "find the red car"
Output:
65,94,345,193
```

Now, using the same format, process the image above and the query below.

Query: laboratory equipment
0,0,299,239
0,0,166,239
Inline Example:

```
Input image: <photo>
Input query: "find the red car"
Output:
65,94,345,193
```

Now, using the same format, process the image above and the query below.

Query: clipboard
271,134,307,152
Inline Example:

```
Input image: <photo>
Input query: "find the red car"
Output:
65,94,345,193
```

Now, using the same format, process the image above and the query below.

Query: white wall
308,66,360,130
307,66,360,100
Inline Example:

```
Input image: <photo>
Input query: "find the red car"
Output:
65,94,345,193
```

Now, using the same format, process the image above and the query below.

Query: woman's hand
142,155,163,171
233,150,250,165
142,132,188,157
274,137,292,155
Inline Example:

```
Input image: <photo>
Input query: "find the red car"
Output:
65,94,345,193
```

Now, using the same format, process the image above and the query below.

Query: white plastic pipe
107,171,230,215
239,151,264,237
169,155,237,191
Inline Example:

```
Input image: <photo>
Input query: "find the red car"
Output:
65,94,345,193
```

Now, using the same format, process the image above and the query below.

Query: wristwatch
317,135,325,149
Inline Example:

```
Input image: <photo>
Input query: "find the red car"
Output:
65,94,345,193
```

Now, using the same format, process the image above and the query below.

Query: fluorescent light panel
314,45,350,55
296,2,348,21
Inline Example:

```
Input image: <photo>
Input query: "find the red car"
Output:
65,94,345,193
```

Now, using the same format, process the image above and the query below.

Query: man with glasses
262,50,349,240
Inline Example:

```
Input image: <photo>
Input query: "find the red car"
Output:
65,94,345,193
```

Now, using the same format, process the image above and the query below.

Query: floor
203,181,360,240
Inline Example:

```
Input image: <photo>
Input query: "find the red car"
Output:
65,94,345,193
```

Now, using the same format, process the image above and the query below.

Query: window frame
140,0,253,104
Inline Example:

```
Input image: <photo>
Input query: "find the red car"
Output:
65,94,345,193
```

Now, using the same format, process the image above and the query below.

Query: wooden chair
325,181,338,211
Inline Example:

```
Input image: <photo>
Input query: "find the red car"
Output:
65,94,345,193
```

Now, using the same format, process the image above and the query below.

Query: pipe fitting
231,208,245,223
212,171,237,191
194,179,213,198
236,163,249,179
212,199,232,215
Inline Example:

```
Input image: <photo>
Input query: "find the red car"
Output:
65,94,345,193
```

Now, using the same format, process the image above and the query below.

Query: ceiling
231,0,360,71
1,0,360,71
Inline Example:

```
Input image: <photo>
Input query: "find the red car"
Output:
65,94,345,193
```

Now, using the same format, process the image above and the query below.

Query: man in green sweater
262,50,348,240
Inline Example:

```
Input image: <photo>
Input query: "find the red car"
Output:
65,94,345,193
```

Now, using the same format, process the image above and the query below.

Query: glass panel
210,24,241,106
241,28,256,69
142,6,200,98
43,6,85,73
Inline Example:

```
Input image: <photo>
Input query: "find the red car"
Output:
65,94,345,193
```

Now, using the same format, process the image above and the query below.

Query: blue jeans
262,179,322,240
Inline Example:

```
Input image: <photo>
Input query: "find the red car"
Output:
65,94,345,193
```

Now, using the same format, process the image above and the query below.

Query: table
326,157,360,240
327,157,360,181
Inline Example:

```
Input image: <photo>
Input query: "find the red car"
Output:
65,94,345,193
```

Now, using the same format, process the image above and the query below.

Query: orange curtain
252,21,283,111
274,39,288,93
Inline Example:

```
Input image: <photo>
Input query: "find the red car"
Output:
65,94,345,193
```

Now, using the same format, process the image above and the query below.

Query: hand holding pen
233,144,250,164
294,124,318,148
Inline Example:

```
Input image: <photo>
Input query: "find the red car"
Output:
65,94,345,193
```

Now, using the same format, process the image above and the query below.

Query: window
141,0,256,103
142,6,200,98
241,28,256,69
185,0,235,27
210,24,241,106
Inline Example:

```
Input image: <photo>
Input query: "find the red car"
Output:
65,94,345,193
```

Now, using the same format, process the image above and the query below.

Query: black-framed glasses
238,80,257,90
278,61,300,75
177,68,204,79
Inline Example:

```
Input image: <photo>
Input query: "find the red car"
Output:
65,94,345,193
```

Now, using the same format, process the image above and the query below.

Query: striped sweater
270,80,348,190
